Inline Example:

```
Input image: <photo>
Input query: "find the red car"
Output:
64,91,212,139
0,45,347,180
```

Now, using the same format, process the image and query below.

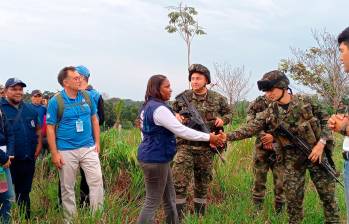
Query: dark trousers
58,168,90,206
10,159,35,219
137,162,178,224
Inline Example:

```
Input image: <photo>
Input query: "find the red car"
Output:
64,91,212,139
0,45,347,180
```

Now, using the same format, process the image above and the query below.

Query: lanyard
62,91,81,119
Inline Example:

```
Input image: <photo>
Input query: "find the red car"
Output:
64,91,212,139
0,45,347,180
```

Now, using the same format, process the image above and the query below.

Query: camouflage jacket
247,95,273,145
227,94,333,147
173,89,231,143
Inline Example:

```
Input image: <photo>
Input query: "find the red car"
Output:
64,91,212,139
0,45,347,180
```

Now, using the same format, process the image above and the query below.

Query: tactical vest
266,95,325,148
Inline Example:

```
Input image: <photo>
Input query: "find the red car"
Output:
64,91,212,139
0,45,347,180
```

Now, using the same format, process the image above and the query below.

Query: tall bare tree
213,62,252,108
279,29,349,108
165,3,206,68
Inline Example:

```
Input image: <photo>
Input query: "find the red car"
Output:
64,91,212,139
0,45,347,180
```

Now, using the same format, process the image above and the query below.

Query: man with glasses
46,66,103,223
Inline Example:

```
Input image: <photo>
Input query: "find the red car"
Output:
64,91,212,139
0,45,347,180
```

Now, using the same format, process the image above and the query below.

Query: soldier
247,95,285,212
172,64,231,218
224,70,339,224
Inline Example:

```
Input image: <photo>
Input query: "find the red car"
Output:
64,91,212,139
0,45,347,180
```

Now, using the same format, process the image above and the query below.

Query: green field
16,127,346,223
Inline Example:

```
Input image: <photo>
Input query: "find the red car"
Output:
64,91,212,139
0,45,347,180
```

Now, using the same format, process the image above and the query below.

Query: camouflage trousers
283,147,340,224
172,144,214,204
252,143,285,205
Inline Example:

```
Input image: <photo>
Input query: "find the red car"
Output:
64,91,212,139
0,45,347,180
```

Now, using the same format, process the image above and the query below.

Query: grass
13,127,347,223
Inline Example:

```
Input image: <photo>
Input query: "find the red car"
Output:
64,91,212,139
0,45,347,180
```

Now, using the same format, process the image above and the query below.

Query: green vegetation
18,127,346,223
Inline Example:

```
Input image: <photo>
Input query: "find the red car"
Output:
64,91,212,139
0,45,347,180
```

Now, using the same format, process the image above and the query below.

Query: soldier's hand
263,142,274,151
214,117,224,127
209,132,225,148
308,142,325,163
261,133,273,145
52,152,64,169
218,130,226,144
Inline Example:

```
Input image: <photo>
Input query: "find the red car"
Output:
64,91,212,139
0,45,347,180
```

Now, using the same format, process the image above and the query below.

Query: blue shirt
87,88,101,107
29,104,46,127
47,90,97,150
0,98,39,160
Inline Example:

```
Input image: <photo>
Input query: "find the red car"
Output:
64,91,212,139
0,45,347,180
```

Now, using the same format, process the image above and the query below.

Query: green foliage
12,125,347,223
165,3,206,66
279,29,349,108
103,98,142,129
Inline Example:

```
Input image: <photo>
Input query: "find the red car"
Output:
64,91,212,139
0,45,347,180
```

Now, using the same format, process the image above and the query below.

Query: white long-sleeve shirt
140,106,210,141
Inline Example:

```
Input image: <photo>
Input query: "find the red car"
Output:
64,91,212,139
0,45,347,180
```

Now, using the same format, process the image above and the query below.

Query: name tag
76,119,84,133
0,146,7,153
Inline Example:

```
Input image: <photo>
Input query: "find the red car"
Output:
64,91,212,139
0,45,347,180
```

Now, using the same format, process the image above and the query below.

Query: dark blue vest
138,98,176,163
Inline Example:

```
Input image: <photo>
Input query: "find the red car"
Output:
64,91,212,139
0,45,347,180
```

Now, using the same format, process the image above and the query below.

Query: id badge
76,119,84,133
31,120,35,128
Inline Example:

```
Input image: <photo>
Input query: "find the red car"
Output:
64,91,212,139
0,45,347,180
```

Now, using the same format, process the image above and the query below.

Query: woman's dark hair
144,74,167,105
57,66,76,87
338,27,349,46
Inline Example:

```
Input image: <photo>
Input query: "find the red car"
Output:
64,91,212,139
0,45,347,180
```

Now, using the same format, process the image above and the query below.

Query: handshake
209,131,227,148
328,114,349,135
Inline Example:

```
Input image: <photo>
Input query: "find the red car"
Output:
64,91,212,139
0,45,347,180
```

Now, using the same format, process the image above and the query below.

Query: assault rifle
176,93,226,163
275,124,344,188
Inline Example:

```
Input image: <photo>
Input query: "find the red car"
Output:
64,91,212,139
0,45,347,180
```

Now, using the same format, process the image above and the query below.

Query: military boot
275,202,284,214
194,202,206,216
176,203,186,222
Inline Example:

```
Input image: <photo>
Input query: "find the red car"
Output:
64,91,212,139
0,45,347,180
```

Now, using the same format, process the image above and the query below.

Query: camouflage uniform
172,89,231,215
227,93,340,224
247,95,285,211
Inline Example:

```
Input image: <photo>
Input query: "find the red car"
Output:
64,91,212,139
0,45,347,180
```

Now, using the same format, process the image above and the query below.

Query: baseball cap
75,65,90,78
5,78,27,88
31,89,42,96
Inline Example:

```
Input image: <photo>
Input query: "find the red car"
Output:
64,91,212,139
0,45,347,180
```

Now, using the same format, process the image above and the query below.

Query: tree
279,29,349,108
113,100,124,129
165,3,206,68
213,62,252,110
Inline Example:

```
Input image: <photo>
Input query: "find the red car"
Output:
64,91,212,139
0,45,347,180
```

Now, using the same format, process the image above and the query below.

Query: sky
0,0,348,101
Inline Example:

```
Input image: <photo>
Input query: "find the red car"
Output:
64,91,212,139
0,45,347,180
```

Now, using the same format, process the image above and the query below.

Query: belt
343,151,349,160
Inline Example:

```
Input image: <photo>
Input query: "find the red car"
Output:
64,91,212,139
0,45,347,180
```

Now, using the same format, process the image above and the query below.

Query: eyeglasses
70,76,82,82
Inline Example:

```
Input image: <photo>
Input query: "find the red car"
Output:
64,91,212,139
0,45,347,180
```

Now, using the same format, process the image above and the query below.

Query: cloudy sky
0,0,348,100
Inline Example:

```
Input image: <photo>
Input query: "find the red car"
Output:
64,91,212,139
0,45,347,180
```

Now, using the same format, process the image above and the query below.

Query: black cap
5,78,27,88
31,89,42,96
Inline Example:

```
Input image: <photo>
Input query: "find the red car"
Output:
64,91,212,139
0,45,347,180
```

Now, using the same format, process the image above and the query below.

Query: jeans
0,168,15,224
344,160,349,224
137,162,178,224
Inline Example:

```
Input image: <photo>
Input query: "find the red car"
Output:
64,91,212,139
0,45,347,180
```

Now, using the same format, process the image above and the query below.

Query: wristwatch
318,138,326,145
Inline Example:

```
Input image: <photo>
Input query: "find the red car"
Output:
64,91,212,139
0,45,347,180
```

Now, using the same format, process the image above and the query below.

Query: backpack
97,95,105,125
55,90,92,123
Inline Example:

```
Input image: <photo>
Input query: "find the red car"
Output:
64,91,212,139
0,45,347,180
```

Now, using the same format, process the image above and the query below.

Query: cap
75,65,90,78
5,78,27,88
31,89,42,96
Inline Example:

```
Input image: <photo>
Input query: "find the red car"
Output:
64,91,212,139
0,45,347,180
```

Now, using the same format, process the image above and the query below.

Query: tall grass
19,127,347,223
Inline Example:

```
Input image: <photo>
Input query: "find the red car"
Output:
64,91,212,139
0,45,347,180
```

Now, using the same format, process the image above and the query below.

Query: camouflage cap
188,64,211,84
257,70,289,91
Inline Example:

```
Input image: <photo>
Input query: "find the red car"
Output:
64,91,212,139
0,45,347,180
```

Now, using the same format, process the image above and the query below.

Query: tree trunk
187,42,191,89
